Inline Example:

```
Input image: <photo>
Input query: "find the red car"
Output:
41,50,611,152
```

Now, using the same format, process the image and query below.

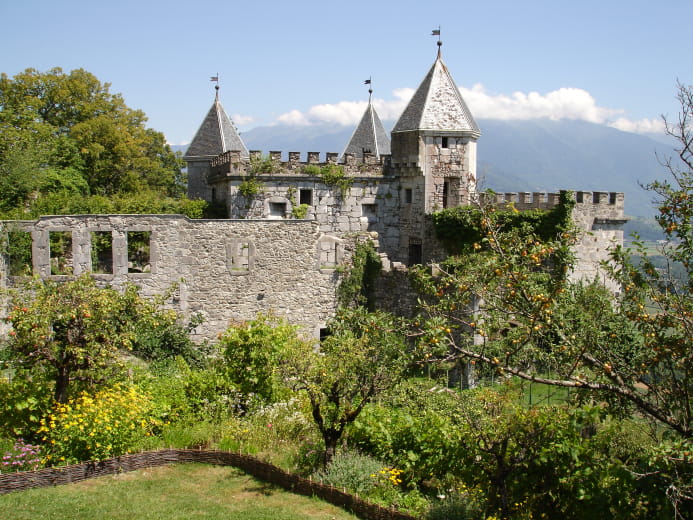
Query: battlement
481,190,625,214
209,150,391,179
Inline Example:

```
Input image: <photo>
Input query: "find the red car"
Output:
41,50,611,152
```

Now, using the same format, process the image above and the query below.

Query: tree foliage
281,307,410,465
0,67,189,215
2,275,195,403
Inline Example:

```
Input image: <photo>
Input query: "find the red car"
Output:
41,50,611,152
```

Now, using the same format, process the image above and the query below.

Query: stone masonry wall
1,215,355,341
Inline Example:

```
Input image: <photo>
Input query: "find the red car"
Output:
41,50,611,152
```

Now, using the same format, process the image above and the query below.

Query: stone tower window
405,188,413,203
362,203,377,223
269,202,287,219
408,242,422,265
443,181,450,209
442,137,449,148
299,189,313,205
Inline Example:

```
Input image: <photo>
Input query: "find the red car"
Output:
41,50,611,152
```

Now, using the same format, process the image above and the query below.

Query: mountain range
177,119,677,219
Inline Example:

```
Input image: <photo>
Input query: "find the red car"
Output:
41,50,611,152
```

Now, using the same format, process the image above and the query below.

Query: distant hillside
179,119,676,218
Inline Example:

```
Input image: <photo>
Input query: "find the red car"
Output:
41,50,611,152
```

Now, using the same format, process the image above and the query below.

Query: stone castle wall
1,215,358,341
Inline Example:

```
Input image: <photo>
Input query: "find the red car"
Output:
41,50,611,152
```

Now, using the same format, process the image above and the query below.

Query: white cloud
231,113,255,126
275,88,415,127
607,117,665,134
273,84,658,135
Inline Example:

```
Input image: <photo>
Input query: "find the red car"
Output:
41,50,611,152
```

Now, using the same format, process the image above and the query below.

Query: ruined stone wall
1,215,355,341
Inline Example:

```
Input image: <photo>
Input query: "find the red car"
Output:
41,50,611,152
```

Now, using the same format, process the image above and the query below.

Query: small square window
299,189,312,205
362,204,377,223
269,202,287,218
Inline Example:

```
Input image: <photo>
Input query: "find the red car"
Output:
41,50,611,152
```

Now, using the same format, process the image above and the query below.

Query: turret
391,40,480,264
183,84,248,200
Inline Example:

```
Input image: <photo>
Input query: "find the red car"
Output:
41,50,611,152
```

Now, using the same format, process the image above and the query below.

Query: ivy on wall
337,240,382,310
431,191,576,254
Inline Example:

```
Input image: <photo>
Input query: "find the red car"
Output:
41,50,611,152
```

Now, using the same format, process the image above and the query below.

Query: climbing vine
337,240,382,309
302,164,353,200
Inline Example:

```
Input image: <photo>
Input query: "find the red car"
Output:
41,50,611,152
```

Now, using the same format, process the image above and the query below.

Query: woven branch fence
0,449,417,520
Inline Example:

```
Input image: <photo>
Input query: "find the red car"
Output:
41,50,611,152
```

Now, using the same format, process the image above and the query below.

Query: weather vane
364,77,373,102
432,26,442,55
210,73,219,92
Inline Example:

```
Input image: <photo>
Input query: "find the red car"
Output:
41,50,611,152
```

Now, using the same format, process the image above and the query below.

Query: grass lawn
0,463,362,520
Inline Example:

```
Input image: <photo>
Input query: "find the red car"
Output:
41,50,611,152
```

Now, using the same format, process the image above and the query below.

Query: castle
0,44,626,341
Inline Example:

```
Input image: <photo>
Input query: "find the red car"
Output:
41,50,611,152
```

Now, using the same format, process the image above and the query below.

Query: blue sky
1,0,691,145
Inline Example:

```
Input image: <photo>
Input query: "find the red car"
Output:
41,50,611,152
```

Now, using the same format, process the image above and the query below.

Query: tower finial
431,26,442,57
210,73,220,99
364,77,373,103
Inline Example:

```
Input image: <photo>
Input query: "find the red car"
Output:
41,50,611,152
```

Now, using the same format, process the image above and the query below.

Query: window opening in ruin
319,240,339,270
229,240,253,272
91,231,113,274
6,230,32,276
319,328,330,343
299,189,313,205
269,202,287,218
127,231,151,273
609,192,617,204
592,192,600,203
362,203,377,223
408,242,422,265
443,181,449,209
576,192,584,203
49,231,73,275
442,137,449,148
212,188,217,202
405,188,413,203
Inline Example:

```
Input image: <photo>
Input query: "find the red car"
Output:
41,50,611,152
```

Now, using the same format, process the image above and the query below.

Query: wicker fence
0,449,417,520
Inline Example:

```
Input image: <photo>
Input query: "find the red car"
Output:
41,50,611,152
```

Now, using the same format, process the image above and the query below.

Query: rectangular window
229,241,252,271
319,241,338,269
362,203,377,223
443,181,449,209
405,188,413,204
408,243,422,265
269,202,287,218
49,231,73,275
442,137,449,148
91,231,113,274
6,230,32,276
299,189,313,205
127,231,151,273
576,192,584,203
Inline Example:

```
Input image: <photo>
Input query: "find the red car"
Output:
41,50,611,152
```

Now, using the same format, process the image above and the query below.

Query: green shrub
0,372,53,441
218,313,306,407
312,451,385,496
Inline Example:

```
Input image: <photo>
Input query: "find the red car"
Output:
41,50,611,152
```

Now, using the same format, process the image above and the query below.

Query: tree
219,313,302,407
0,67,184,206
410,82,693,515
2,274,190,403
281,307,411,465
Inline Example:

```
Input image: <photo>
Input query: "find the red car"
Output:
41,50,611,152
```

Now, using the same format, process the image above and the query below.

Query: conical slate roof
184,88,248,158
342,102,391,158
392,53,480,137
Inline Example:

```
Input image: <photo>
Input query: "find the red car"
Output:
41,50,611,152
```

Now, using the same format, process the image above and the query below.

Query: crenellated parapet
209,150,391,180
480,190,625,221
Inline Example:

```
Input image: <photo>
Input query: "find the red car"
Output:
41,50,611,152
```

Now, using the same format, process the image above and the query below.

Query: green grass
0,463,361,520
